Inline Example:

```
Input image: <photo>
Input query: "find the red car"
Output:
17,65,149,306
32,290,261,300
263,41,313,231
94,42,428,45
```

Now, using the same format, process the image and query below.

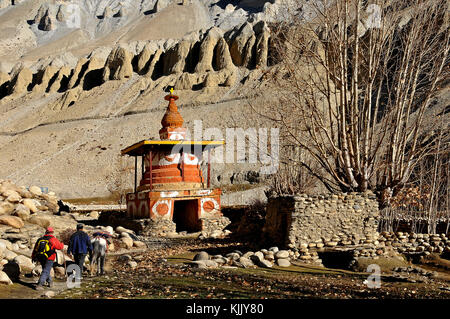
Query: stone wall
201,216,231,235
378,231,450,255
262,192,379,249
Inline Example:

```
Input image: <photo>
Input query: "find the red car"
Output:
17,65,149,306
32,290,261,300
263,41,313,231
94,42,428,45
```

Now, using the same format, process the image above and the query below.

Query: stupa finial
161,89,183,130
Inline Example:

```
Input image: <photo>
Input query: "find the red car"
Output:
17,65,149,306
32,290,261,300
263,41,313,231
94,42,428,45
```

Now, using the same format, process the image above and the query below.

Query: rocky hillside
0,0,298,198
0,0,447,200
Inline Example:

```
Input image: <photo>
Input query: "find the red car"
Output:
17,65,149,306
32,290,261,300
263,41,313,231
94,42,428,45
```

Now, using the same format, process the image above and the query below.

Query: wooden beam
149,151,153,191
141,154,144,180
207,148,211,188
181,149,185,182
134,156,137,193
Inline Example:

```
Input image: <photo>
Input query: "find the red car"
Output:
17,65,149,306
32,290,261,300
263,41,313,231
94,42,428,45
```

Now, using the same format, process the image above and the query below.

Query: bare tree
254,0,449,207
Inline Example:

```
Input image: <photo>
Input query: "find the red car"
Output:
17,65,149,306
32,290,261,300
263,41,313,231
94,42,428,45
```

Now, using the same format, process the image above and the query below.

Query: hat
46,227,54,233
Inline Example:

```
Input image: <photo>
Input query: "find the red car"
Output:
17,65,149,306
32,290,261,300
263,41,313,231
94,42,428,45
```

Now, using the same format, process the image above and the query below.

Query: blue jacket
68,230,93,255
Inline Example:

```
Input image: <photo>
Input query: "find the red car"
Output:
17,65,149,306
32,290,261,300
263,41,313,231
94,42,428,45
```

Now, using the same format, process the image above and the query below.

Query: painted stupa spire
159,88,187,140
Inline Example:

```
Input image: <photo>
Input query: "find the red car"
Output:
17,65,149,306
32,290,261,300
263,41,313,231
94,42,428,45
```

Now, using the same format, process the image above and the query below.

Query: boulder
189,260,207,269
120,237,133,249
212,257,227,265
0,215,24,229
133,241,146,248
226,252,240,261
275,250,289,259
204,260,219,268
54,266,65,278
28,215,51,228
3,190,21,201
276,259,291,267
22,198,38,213
105,226,114,234
37,205,48,211
88,211,99,219
116,226,133,234
0,271,12,285
6,192,21,203
251,251,264,263
238,256,254,268
264,252,275,261
29,186,43,197
193,251,209,261
120,232,131,238
13,255,35,273
16,188,33,199
0,202,15,215
13,204,31,221
0,239,12,251
43,291,56,298
242,251,254,259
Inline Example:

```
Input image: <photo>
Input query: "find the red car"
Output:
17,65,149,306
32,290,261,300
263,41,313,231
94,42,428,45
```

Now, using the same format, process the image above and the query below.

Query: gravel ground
51,237,450,300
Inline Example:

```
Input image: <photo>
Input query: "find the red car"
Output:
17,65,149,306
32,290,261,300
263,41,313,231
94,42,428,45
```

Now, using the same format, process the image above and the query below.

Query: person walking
68,224,93,280
31,227,64,290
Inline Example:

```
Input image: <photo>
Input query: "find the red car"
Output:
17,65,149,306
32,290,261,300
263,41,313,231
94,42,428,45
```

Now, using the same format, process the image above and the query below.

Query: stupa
121,89,225,233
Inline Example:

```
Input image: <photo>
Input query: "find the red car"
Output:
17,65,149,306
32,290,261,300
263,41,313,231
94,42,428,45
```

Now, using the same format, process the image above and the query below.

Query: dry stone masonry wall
261,192,450,267
263,191,379,250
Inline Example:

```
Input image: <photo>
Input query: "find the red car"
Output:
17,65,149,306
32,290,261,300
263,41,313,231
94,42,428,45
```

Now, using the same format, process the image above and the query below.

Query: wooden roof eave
121,140,225,156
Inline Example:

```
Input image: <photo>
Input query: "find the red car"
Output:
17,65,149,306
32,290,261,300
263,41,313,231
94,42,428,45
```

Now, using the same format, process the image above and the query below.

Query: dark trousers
74,253,87,278
38,259,54,286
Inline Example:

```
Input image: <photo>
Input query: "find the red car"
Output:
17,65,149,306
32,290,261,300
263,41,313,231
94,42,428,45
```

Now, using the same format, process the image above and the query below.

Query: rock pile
0,179,60,227
189,246,303,270
0,179,148,285
378,232,450,255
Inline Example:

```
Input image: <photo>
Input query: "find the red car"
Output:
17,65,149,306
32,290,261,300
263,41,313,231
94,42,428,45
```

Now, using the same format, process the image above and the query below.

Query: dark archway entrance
172,199,202,233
